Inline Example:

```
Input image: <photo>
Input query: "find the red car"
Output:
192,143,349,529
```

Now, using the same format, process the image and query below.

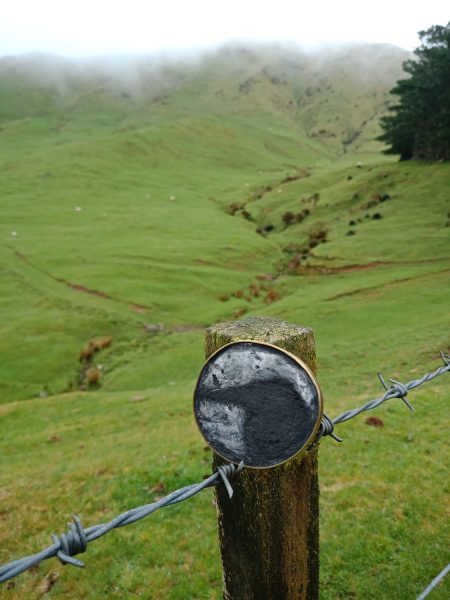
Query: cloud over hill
0,43,410,154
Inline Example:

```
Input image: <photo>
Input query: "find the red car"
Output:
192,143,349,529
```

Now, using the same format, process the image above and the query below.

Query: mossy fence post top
205,316,319,600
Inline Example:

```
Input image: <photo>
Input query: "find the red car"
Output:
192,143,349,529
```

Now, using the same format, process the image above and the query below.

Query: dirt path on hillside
292,260,390,274
289,257,450,276
326,267,450,301
12,249,152,312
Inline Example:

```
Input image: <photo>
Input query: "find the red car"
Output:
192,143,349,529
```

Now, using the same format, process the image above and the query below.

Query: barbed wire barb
0,461,244,585
1,353,448,587
377,372,415,411
320,352,449,441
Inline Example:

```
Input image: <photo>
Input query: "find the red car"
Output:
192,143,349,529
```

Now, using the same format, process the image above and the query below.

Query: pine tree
378,23,450,162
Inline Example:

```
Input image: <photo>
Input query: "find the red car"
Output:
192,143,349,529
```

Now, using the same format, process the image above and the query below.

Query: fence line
0,463,243,584
0,353,448,591
319,352,449,441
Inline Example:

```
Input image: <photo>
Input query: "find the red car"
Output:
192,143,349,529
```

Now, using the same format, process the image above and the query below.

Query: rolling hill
0,44,449,599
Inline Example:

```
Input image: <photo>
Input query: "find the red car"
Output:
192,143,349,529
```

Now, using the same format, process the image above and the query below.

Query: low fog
0,41,411,100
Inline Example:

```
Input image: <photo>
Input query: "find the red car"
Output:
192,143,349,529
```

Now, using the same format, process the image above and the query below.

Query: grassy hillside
0,46,449,599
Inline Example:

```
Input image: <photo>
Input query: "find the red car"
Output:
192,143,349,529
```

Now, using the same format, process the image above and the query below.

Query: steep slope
0,43,440,406
0,45,449,600
0,43,409,156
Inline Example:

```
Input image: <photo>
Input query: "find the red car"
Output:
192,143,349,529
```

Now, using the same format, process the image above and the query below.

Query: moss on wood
206,317,319,600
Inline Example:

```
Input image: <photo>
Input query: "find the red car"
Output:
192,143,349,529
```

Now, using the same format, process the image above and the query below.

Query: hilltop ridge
0,43,410,155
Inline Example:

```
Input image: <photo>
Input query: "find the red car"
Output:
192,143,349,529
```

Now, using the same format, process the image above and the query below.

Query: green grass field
0,47,449,599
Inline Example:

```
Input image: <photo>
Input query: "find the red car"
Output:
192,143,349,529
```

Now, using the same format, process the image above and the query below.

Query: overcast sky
0,1,448,58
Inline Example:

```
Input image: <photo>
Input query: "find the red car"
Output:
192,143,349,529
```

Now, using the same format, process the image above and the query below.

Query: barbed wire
1,353,448,586
319,352,449,441
0,462,243,584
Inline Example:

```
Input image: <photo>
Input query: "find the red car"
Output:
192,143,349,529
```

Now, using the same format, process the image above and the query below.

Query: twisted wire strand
1,354,448,584
320,353,449,440
0,462,243,584
416,563,450,600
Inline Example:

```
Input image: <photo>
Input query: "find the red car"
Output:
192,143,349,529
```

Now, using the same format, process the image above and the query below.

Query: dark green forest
379,22,450,162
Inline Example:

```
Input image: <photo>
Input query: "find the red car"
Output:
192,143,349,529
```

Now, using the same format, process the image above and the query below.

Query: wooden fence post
204,316,319,600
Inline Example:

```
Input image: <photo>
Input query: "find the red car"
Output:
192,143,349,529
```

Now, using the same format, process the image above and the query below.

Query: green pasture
0,50,449,598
